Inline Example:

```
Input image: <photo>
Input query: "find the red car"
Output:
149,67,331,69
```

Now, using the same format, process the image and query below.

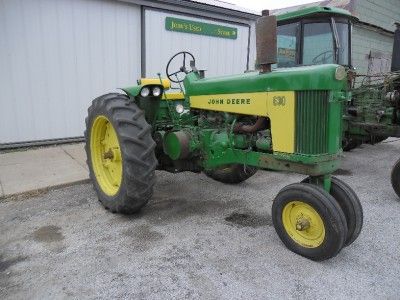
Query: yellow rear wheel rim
90,115,122,196
282,201,325,248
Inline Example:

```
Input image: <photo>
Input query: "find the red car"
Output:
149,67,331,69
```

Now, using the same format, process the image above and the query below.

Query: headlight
152,86,162,97
140,87,150,97
335,66,347,81
175,104,184,114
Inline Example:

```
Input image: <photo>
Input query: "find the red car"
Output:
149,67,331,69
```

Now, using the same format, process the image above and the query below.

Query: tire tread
85,93,157,214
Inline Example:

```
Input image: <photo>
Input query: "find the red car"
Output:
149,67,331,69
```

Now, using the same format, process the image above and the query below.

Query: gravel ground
1,140,400,299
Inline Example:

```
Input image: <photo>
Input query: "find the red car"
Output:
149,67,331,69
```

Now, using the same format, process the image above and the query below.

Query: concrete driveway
1,140,400,299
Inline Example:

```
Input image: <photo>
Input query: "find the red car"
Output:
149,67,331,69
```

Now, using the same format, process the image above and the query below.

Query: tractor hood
184,64,347,96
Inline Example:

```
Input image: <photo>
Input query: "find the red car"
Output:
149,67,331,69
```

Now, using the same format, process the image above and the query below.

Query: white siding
144,9,250,79
352,25,394,75
248,22,257,70
0,0,141,144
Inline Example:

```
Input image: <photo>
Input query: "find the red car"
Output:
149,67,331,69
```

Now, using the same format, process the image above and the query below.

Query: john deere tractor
85,14,363,261
276,6,400,197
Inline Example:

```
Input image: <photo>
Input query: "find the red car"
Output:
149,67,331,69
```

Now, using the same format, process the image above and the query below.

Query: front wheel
302,176,363,247
272,183,348,261
329,177,363,246
391,158,400,198
85,93,157,214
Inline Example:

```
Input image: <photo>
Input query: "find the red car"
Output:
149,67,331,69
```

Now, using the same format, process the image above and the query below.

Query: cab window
336,22,349,65
277,22,299,67
302,22,334,65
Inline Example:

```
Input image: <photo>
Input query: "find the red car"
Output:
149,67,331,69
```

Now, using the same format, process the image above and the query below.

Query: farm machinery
85,14,363,261
276,6,400,196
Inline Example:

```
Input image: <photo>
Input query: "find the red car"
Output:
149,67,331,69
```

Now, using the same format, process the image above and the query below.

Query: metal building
0,0,258,147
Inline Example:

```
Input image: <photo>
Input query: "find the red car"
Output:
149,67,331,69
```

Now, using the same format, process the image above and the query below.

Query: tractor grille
295,91,329,154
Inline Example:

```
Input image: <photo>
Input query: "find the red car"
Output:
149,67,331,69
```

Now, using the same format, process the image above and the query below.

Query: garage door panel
0,0,141,144
145,9,250,80
0,1,251,145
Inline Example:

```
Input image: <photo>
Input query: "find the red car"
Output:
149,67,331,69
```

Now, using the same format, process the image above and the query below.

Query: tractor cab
276,6,356,68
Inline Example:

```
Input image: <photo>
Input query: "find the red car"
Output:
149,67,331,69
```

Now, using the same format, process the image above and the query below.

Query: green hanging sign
165,17,238,40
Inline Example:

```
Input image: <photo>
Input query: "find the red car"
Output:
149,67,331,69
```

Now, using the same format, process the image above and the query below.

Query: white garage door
0,0,141,144
144,9,250,80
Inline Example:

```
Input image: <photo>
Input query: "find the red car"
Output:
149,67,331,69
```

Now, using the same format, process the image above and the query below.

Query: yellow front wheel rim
90,115,122,196
282,201,325,248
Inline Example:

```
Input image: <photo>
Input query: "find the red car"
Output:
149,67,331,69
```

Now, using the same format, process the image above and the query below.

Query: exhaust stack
256,10,277,73
391,22,400,72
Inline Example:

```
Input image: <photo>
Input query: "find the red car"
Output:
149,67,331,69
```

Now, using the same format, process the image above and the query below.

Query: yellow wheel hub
282,201,325,248
90,115,122,196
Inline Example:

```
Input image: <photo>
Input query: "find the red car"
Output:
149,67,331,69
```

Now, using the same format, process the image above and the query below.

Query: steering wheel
166,51,196,83
312,50,333,64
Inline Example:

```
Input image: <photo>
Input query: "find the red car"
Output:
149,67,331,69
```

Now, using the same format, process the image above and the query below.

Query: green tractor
276,6,400,196
85,14,363,261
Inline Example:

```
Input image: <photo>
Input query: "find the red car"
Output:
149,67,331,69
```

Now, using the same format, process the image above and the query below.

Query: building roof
190,0,260,16
158,0,260,20
117,0,260,21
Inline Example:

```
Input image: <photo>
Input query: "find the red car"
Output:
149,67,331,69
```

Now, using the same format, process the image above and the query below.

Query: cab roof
276,6,357,22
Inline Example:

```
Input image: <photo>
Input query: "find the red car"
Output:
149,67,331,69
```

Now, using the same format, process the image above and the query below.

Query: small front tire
329,177,363,246
272,183,348,261
302,176,363,247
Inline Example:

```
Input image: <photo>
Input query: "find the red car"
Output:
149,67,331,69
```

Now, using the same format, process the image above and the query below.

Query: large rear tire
272,183,348,261
343,137,362,151
85,93,157,214
204,164,257,184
